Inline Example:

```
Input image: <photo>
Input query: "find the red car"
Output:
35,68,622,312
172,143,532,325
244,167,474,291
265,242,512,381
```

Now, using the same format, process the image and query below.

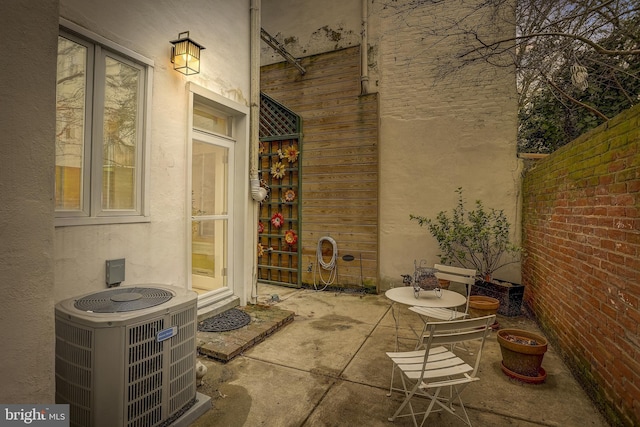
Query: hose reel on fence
313,236,338,291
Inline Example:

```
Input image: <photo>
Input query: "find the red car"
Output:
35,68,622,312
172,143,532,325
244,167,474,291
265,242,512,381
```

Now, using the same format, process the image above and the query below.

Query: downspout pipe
250,0,265,303
361,0,369,95
250,0,267,202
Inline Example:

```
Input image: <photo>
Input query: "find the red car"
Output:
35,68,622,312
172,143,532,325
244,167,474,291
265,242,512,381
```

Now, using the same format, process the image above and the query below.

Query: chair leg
430,384,473,426
449,384,473,426
387,360,397,396
388,383,419,425
419,386,442,427
388,303,399,396
389,375,475,426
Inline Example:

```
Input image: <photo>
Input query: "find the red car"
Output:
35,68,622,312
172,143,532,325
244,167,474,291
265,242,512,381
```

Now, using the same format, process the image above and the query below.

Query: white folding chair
386,314,495,427
409,264,476,322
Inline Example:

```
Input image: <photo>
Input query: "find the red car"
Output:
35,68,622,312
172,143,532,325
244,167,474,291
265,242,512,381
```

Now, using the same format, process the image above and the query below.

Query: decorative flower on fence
278,145,299,163
258,221,265,234
283,189,296,203
271,161,286,179
284,229,298,246
257,243,265,257
259,141,265,155
270,212,284,228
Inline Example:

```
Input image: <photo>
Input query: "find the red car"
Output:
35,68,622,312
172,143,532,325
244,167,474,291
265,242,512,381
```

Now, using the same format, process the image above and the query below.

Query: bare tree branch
545,77,610,121
378,0,640,151
461,31,640,59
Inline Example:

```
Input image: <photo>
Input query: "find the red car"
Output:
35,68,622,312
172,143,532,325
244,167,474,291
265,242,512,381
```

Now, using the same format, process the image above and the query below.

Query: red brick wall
522,105,640,426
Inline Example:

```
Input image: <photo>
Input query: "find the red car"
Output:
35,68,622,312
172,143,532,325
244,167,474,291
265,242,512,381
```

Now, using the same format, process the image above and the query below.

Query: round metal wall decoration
283,189,296,202
271,161,286,179
284,229,298,246
278,145,299,163
270,212,284,228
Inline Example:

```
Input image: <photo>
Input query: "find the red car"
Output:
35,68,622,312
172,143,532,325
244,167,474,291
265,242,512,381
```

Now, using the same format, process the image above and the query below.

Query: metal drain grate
198,308,251,332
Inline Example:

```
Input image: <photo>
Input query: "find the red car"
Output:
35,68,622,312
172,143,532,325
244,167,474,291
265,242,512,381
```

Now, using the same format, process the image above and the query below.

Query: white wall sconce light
170,31,205,75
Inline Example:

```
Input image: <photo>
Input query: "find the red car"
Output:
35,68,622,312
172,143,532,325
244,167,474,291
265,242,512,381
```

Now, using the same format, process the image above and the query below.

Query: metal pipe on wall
249,0,267,202
361,0,369,95
250,0,263,303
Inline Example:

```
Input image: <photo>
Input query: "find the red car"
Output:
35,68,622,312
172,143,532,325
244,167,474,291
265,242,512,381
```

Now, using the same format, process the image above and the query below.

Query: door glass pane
191,219,228,290
55,36,87,211
193,101,231,136
102,56,140,210
192,140,229,293
192,142,228,216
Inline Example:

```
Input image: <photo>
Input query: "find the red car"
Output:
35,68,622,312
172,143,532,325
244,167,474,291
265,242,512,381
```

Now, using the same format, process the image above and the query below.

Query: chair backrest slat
434,264,476,285
434,271,476,285
434,264,476,279
434,264,477,313
426,329,488,346
419,314,496,379
423,315,490,332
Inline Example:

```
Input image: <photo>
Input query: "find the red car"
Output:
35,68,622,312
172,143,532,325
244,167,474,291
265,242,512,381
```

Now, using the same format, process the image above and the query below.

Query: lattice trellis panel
260,93,299,138
257,93,302,288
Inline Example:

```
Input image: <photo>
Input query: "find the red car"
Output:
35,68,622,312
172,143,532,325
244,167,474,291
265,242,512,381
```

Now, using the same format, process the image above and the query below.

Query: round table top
385,286,466,309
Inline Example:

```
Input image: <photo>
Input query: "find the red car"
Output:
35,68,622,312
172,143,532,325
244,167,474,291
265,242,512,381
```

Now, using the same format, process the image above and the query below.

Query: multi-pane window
55,26,151,225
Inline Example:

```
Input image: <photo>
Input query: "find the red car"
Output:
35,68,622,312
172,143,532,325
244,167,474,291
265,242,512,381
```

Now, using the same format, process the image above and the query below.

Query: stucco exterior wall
374,1,522,287
261,0,361,66
55,0,253,302
0,0,59,402
261,0,522,288
0,0,254,405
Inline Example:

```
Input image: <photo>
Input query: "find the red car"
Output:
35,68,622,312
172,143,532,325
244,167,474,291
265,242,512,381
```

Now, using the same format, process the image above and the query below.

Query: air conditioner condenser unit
55,284,211,427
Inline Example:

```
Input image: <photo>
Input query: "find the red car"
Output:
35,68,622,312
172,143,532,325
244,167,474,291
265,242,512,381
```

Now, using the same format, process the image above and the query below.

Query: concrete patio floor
190,284,609,427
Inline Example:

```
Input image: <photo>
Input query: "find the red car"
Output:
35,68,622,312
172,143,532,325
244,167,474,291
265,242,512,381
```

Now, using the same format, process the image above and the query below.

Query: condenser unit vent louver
55,284,209,427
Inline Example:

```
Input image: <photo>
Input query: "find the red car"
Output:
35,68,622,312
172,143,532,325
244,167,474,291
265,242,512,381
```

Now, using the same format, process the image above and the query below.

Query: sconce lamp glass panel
170,32,205,75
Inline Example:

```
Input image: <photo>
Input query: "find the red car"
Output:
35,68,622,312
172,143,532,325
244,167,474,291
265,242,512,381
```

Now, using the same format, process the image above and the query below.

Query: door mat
198,308,251,332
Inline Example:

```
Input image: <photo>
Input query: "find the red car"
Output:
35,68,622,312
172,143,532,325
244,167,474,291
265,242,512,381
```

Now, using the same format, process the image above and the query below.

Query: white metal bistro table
385,286,467,349
385,286,467,309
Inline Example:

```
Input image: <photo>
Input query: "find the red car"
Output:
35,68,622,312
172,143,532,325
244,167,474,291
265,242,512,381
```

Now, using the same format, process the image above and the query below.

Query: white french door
190,132,234,295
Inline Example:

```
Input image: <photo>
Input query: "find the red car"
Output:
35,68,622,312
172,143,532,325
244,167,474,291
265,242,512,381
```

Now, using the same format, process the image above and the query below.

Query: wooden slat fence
261,46,379,290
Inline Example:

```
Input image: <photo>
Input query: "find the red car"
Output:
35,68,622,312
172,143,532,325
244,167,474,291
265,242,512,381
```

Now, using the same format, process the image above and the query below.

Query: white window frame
55,18,153,227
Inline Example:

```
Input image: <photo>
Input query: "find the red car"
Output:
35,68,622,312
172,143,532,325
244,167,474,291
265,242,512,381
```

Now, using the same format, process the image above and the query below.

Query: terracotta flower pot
497,329,548,378
468,295,500,318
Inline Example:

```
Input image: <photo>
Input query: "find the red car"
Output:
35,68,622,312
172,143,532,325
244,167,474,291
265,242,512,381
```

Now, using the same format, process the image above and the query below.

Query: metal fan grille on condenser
74,287,173,313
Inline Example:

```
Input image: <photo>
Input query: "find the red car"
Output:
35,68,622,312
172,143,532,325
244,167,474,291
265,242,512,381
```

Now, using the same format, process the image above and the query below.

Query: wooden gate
257,93,302,287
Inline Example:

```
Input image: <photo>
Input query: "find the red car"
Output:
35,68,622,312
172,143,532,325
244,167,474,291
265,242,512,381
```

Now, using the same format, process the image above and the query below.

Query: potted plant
497,329,548,383
468,295,500,317
410,188,524,316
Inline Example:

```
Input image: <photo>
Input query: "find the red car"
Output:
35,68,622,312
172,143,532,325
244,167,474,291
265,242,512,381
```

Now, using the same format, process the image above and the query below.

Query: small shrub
410,188,521,281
